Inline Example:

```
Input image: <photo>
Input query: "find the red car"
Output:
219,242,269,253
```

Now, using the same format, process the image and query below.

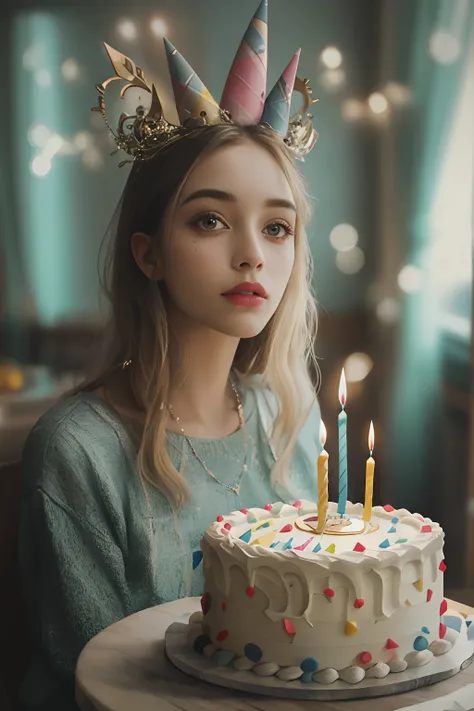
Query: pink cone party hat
261,49,300,136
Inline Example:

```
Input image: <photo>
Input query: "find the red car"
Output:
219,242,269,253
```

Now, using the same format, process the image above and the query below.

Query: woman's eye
193,213,226,231
264,222,293,239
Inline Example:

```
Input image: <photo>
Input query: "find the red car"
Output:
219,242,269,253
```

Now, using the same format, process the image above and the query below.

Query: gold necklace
167,376,248,494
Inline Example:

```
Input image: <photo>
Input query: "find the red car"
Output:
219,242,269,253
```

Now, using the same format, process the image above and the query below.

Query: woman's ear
131,232,164,281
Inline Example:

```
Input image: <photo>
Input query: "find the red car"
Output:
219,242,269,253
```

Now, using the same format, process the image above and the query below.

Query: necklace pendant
232,485,240,494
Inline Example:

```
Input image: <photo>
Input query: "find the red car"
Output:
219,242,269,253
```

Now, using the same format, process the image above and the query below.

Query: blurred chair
0,460,31,710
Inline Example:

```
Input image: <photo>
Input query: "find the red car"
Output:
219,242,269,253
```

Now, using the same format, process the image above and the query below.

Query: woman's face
160,140,297,339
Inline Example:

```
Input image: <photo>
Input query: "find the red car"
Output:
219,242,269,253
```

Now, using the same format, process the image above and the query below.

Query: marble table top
75,597,474,711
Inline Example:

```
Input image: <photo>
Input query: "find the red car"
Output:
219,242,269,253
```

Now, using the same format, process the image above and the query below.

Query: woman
19,4,322,709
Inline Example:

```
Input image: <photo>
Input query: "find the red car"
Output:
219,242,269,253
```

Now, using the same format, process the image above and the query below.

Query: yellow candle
316,421,329,534
363,421,375,522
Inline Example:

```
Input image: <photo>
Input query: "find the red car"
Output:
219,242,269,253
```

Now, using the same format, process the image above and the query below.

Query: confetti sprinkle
421,626,430,634
440,599,448,616
251,531,276,548
313,543,321,553
247,515,258,524
379,539,390,549
413,578,423,592
325,543,336,554
386,638,399,649
239,529,252,543
387,526,397,534
421,524,432,533
293,500,302,508
254,521,270,530
280,523,293,533
353,542,366,552
240,508,249,514
439,560,447,572
294,538,312,551
354,598,365,609
200,593,211,615
283,618,296,636
359,651,372,665
391,516,400,524
395,538,408,544
269,540,280,549
245,586,255,597
383,504,395,512
439,623,447,639
444,616,462,633
405,599,412,606
192,551,203,569
264,504,273,511
324,588,335,599
414,635,428,651
345,621,358,636
216,515,224,522
223,523,232,531
282,537,293,550
216,629,229,642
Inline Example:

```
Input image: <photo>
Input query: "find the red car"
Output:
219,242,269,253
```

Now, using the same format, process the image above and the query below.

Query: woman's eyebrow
180,188,296,212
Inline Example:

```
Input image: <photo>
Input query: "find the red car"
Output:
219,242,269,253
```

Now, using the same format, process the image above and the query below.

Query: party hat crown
92,0,318,165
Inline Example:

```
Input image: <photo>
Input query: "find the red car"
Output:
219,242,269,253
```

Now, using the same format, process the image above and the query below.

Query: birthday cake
187,500,460,685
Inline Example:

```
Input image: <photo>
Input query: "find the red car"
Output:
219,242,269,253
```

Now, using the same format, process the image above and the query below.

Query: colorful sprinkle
325,543,336,554
345,621,358,636
251,531,276,548
395,538,408,544
444,616,462,633
240,508,249,514
467,621,472,628
359,652,372,665
216,629,229,642
383,504,395,512
312,543,321,553
245,586,255,598
193,634,211,654
247,515,258,524
300,657,318,673
264,504,273,511
354,598,365,609
391,516,400,524
200,593,211,615
222,601,227,611
421,525,432,533
269,541,280,549
413,578,423,592
440,599,448,616
421,626,430,634
254,521,270,530
224,523,232,531
214,650,235,666
353,542,366,552
283,618,296,636
386,638,399,649
294,538,312,551
439,623,447,639
282,537,293,550
216,515,224,522
244,643,263,662
293,500,302,508
324,588,335,599
387,526,397,534
379,539,390,549
192,551,203,569
280,523,293,533
414,636,428,651
239,529,252,543
221,528,230,536
439,560,447,572
405,599,412,606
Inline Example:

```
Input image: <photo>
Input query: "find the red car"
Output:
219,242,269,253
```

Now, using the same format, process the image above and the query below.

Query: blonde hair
78,124,319,508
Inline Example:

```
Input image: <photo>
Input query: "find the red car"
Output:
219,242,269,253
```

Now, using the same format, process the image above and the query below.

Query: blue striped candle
337,368,348,515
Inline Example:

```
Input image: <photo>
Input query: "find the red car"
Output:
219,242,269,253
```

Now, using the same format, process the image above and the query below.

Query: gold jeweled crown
92,0,319,166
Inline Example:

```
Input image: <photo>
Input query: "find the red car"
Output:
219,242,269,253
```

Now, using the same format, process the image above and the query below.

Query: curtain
388,0,474,512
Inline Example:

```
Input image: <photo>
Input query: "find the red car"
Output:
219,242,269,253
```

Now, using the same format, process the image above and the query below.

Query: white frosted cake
187,500,461,684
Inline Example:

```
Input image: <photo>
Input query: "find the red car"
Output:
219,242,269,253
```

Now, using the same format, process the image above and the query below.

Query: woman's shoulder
21,391,133,495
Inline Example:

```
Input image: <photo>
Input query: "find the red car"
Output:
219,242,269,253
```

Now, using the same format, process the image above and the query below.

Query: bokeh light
397,264,422,294
330,223,359,252
28,124,51,148
30,155,52,177
343,352,374,383
150,17,168,37
117,19,138,41
35,69,52,87
368,92,389,115
376,297,401,324
429,31,461,65
320,69,346,92
320,46,343,70
61,58,80,82
336,247,365,275
341,99,366,121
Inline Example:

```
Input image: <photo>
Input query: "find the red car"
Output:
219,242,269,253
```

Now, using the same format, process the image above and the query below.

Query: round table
75,597,474,711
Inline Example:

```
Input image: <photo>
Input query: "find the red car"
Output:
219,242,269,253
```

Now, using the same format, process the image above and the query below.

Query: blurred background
0,0,472,597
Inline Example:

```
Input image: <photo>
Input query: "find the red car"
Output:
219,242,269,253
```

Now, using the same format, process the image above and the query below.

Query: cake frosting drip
190,500,458,684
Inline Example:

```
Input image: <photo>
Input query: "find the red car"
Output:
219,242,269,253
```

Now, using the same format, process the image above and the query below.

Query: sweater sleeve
19,411,134,710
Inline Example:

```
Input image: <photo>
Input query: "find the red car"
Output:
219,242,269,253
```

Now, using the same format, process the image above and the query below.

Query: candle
363,421,375,522
337,368,348,516
316,420,329,534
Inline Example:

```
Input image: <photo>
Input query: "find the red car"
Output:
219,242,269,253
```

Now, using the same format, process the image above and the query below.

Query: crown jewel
92,0,318,166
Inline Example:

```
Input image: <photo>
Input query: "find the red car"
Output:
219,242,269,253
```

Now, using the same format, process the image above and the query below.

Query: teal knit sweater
19,385,321,710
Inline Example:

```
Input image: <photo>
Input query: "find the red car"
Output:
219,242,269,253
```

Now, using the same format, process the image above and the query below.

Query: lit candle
337,368,348,516
363,421,375,522
316,420,329,534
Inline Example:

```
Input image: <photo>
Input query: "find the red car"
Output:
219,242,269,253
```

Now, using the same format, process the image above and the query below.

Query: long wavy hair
77,123,319,508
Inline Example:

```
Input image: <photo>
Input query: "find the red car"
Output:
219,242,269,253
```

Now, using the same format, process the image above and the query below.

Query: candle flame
319,420,327,447
338,368,347,407
368,421,375,452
